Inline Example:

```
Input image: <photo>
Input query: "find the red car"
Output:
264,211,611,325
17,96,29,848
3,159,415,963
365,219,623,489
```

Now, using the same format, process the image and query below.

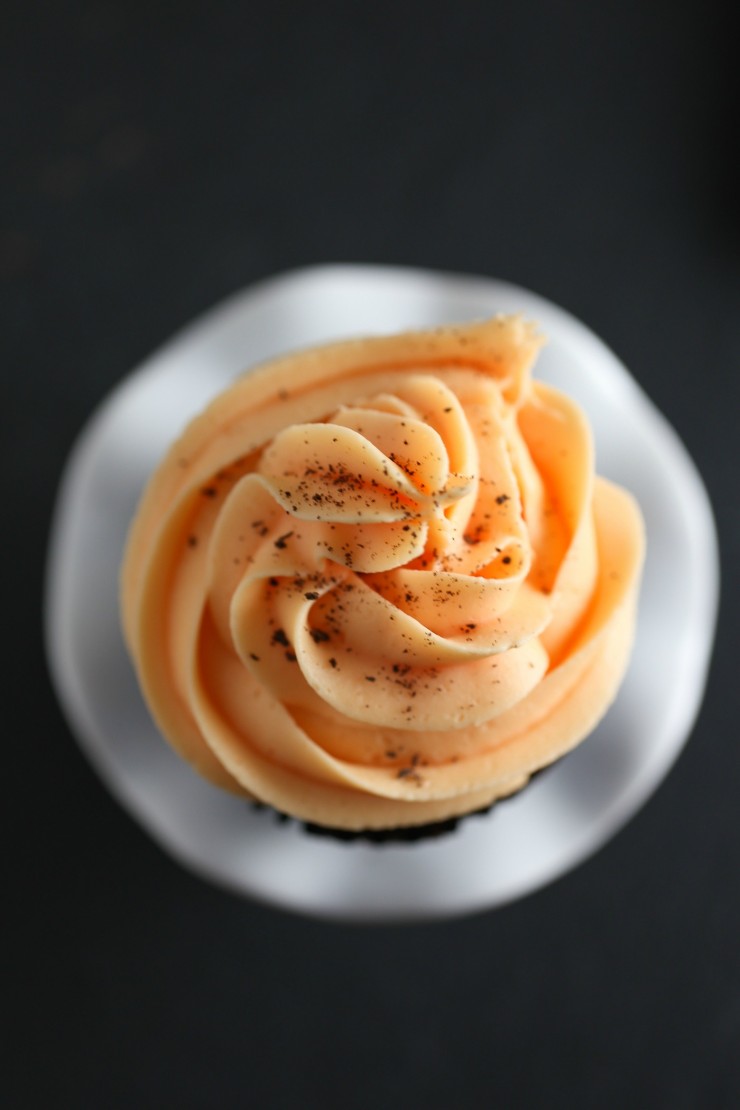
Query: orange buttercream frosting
121,317,644,829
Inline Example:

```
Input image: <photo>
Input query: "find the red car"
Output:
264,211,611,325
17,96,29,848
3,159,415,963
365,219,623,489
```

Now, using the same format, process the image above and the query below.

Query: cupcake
120,316,645,835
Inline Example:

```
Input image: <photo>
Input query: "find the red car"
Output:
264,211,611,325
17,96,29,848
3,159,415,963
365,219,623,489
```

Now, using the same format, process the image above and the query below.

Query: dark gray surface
5,2,738,1107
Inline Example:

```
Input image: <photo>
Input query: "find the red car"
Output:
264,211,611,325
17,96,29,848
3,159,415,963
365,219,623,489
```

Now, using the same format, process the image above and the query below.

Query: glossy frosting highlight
121,318,644,829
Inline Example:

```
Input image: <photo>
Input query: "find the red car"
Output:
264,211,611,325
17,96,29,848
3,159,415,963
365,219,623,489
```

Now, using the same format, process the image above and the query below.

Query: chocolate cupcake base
249,766,551,844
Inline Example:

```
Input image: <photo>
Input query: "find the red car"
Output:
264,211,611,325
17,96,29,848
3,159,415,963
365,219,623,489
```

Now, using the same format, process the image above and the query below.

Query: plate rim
44,263,720,922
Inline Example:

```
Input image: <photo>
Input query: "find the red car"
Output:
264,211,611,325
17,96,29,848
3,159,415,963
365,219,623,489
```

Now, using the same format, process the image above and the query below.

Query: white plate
45,265,719,922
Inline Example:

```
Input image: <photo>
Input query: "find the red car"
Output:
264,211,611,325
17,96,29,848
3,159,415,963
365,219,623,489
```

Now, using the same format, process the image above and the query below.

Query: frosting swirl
121,317,644,829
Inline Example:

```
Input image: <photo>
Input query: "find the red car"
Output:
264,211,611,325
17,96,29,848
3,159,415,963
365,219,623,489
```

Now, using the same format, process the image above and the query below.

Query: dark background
5,2,739,1107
